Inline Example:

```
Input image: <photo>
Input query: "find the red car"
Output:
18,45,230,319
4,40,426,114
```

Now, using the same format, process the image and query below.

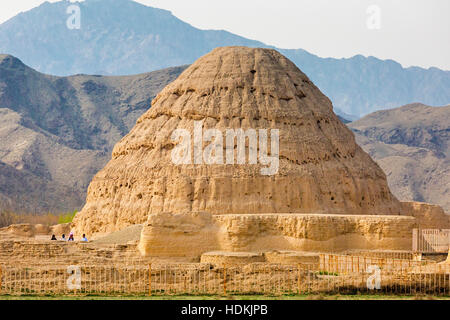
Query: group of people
50,232,88,242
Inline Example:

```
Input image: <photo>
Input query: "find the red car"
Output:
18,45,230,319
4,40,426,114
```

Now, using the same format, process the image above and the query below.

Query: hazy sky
1,0,449,70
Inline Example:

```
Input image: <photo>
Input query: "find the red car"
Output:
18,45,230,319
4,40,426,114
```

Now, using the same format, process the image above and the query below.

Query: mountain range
0,0,449,118
0,53,185,212
350,104,450,212
1,54,448,213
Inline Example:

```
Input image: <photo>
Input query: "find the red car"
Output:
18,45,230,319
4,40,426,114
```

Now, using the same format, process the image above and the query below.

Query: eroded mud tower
73,47,448,258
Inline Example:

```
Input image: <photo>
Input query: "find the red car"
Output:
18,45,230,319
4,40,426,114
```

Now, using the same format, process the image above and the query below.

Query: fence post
0,265,2,294
412,228,418,252
148,264,152,296
297,264,301,295
223,265,227,296
327,254,330,273
357,256,360,273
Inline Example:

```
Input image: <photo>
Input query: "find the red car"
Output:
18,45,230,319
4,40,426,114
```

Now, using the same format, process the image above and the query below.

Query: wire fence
320,254,431,273
343,251,415,260
413,229,450,253
1,255,449,296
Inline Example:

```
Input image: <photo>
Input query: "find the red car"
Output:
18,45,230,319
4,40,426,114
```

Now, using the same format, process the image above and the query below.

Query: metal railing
412,229,450,253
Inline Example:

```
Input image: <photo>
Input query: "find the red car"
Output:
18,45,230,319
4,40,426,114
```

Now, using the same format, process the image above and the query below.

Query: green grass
1,294,449,300
318,271,339,276
58,210,77,224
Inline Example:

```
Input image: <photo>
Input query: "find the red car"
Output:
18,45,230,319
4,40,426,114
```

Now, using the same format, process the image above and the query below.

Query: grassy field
1,294,449,300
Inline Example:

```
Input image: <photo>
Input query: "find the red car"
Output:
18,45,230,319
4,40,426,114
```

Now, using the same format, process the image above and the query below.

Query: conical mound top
149,46,333,122
73,47,402,235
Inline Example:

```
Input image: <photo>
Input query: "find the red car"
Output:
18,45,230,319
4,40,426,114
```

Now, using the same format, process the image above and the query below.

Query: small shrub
58,210,77,224
317,271,339,276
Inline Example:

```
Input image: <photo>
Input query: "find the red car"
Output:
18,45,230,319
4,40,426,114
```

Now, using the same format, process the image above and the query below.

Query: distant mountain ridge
0,0,448,118
0,53,185,212
350,103,450,212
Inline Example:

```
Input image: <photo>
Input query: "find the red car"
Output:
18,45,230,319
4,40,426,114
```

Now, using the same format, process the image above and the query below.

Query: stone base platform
200,251,265,265
264,251,320,265
200,250,320,266
139,212,417,258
